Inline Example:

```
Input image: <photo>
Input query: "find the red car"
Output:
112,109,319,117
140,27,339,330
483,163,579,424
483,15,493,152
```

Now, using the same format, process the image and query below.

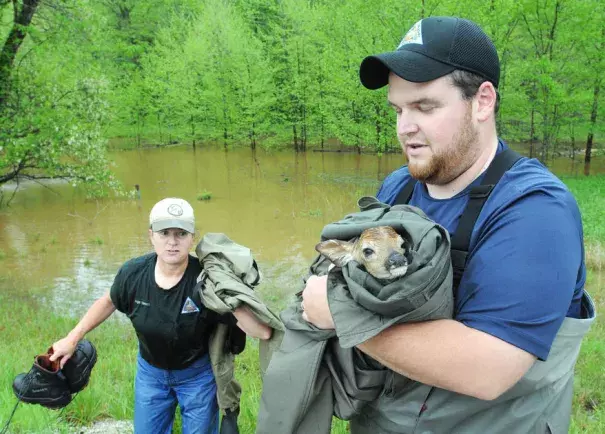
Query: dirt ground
71,420,133,434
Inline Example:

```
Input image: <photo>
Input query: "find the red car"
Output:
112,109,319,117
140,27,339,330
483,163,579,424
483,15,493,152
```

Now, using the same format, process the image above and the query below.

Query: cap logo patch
167,204,183,216
398,20,423,49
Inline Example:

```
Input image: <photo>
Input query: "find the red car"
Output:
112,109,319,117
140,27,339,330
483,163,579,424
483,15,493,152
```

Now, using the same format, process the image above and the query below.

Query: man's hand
301,275,335,329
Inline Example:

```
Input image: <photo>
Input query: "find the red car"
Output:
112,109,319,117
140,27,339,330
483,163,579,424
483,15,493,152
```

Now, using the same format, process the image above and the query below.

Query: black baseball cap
359,16,500,90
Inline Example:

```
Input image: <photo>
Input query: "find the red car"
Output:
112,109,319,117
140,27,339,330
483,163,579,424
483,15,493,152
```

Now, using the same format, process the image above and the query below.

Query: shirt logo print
181,297,200,314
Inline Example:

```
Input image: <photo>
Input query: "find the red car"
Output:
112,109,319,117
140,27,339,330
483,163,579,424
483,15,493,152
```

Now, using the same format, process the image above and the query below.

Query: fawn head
315,226,412,281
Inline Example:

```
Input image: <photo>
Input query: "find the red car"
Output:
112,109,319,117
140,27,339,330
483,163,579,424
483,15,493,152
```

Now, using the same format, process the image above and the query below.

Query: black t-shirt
110,253,221,370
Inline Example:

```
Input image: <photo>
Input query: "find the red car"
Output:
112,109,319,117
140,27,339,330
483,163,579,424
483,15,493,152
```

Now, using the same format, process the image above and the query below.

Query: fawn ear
315,239,354,267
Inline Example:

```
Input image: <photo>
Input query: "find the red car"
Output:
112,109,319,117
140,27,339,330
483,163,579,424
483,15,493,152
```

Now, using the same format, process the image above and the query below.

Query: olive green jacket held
256,197,454,434
195,233,284,414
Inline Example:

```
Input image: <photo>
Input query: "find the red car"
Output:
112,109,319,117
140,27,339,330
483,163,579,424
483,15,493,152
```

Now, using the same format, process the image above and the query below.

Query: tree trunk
529,107,535,159
375,103,381,151
191,114,196,150
157,112,163,145
301,106,307,152
584,78,600,176
569,124,575,161
320,114,325,150
250,121,256,150
0,0,41,108
222,94,228,149
136,110,141,147
318,61,325,150
293,124,299,152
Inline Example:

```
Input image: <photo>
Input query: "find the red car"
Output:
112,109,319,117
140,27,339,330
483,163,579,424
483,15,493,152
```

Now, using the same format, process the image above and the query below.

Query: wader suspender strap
394,177,418,205
394,149,523,288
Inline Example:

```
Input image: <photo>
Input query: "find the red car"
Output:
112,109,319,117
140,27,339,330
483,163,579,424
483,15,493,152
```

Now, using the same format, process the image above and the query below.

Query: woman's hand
49,335,79,368
233,306,273,340
48,292,116,368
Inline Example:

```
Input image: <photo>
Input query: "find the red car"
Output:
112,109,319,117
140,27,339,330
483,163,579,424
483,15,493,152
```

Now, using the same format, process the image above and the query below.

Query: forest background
1,0,604,202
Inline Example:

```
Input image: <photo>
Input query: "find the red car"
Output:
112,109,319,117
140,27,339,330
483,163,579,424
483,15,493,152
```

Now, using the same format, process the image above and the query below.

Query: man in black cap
301,16,594,433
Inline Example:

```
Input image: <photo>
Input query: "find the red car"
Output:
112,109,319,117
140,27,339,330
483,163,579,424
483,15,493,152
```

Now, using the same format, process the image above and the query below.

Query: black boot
220,407,240,434
62,339,97,393
12,353,72,409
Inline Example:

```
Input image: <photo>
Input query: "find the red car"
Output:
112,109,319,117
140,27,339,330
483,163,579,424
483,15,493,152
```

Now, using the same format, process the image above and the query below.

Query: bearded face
388,74,482,186
407,104,479,185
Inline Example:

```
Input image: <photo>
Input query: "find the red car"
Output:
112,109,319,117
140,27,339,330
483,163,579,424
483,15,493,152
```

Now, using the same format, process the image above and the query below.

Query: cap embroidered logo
398,20,423,48
167,204,184,216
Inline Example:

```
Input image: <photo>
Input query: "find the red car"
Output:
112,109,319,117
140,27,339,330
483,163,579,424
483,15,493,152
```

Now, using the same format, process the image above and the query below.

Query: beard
406,105,479,185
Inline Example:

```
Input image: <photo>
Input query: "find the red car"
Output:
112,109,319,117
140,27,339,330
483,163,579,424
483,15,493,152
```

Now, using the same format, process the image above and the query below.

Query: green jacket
195,233,284,414
256,198,454,434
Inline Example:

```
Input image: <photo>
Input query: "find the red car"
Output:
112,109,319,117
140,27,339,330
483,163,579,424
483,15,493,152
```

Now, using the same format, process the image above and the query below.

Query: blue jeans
134,353,219,434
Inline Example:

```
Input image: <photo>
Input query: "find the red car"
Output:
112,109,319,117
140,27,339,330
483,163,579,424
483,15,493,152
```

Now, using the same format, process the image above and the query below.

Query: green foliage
0,0,124,204
105,0,604,158
2,0,605,205
197,190,212,201
89,236,104,245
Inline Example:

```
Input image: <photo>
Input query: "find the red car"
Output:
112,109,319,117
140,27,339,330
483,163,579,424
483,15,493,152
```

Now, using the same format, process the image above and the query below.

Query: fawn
315,226,412,282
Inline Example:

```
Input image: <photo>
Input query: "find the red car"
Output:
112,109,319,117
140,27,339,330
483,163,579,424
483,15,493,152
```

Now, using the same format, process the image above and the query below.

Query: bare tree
0,0,42,109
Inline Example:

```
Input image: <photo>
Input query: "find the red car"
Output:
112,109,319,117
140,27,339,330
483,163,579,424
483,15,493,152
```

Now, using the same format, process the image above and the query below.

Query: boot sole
12,384,72,409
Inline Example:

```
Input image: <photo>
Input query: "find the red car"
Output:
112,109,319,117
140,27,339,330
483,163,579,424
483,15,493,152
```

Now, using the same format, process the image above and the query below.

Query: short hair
449,69,500,114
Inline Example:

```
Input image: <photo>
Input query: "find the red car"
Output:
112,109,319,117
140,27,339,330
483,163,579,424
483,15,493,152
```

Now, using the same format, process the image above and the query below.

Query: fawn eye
363,248,375,257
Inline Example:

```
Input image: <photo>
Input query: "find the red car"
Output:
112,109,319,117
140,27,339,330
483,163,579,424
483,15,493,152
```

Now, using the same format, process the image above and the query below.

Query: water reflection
0,146,602,315
49,244,116,317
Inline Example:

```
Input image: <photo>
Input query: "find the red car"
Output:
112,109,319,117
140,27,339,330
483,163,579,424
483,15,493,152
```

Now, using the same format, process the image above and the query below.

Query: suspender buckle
470,184,494,199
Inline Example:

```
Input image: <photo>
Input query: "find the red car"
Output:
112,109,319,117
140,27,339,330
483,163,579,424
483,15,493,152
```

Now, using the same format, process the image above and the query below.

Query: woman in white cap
50,198,272,434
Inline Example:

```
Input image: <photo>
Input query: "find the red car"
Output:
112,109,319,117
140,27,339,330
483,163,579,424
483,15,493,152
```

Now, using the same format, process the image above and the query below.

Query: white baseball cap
149,198,195,233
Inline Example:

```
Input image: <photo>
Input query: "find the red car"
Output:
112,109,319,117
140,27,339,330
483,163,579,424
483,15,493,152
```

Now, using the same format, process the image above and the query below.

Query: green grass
299,208,323,217
563,175,604,433
0,285,138,433
563,175,605,244
89,237,104,246
197,191,213,201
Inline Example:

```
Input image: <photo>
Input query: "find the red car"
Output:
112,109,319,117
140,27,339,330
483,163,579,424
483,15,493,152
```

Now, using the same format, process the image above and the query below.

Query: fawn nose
387,252,407,268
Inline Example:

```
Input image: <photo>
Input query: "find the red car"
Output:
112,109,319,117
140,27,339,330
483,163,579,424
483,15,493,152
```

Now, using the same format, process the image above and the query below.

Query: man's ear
315,239,354,267
474,81,497,123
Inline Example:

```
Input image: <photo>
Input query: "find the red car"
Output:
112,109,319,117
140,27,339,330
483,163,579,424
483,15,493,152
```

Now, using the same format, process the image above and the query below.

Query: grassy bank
0,285,138,433
563,175,604,433
1,176,603,433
